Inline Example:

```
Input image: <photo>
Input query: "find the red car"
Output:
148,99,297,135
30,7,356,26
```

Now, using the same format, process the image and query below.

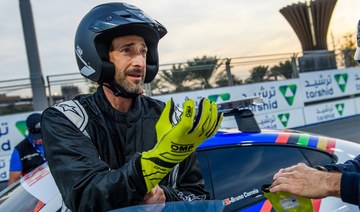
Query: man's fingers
205,102,219,136
156,98,175,141
269,175,295,193
206,112,223,138
158,99,174,124
179,99,196,131
269,183,291,193
207,102,218,130
273,163,307,180
142,186,165,204
189,98,211,135
153,186,165,203
273,168,287,180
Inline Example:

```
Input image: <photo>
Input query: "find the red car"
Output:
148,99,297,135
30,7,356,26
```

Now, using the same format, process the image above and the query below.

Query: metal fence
1,50,356,108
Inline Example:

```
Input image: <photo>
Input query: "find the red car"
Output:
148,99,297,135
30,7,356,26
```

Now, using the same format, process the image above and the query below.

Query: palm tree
151,63,194,94
215,71,243,87
151,55,226,94
245,65,269,83
185,56,222,88
270,60,293,79
340,33,358,67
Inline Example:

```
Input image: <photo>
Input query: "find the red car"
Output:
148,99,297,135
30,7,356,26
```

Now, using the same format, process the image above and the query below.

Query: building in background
61,85,80,101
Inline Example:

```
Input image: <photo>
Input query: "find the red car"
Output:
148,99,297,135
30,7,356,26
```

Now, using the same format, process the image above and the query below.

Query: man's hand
140,185,166,204
141,98,223,192
269,163,341,198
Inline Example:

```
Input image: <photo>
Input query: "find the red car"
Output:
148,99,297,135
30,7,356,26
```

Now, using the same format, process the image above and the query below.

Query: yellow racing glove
141,98,223,192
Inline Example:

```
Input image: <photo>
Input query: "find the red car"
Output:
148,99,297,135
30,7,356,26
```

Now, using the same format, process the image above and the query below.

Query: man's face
34,138,42,145
109,35,147,94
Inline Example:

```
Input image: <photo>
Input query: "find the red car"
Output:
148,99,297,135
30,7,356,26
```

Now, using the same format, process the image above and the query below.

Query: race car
0,97,359,211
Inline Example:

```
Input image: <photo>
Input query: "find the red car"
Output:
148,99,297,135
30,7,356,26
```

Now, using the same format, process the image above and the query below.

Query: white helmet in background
355,19,360,63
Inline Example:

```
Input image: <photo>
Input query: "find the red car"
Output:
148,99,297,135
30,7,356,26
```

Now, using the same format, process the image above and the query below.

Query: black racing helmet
74,2,167,84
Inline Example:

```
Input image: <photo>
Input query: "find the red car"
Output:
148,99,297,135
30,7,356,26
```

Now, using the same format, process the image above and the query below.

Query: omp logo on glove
159,142,195,161
170,142,194,152
141,98,223,192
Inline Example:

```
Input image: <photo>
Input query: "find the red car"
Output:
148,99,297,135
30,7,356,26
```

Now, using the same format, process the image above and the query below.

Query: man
42,2,223,212
8,113,45,185
270,19,360,206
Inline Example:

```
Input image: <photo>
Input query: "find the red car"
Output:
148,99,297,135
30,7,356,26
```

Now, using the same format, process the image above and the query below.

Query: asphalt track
295,115,360,144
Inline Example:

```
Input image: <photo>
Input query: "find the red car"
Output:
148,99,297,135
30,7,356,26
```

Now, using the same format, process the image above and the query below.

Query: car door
197,144,336,212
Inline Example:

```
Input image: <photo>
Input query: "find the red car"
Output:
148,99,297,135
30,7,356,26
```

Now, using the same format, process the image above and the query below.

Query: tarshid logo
278,113,290,127
279,85,297,106
208,93,230,103
335,103,345,116
334,74,348,93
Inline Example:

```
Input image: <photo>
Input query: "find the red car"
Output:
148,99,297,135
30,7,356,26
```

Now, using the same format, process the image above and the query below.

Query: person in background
270,19,360,206
8,113,46,185
41,2,223,211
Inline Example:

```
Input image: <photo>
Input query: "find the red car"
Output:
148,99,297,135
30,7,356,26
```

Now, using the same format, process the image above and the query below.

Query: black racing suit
42,87,209,212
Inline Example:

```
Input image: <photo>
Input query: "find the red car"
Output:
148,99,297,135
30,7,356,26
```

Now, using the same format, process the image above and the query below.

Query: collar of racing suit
93,86,143,123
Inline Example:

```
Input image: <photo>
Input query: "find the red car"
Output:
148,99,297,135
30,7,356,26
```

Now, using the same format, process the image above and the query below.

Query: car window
196,151,213,198
200,145,315,212
300,148,337,166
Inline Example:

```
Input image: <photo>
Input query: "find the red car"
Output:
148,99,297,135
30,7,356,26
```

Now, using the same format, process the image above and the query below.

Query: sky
0,0,359,86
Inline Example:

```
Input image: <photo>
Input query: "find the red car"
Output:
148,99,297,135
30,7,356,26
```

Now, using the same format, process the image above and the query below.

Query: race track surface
295,115,360,144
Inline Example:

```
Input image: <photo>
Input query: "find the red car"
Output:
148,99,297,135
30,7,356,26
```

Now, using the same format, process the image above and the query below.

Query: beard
116,68,144,94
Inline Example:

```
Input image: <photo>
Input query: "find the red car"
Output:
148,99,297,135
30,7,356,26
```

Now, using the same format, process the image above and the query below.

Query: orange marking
34,200,45,212
276,133,289,144
260,200,273,212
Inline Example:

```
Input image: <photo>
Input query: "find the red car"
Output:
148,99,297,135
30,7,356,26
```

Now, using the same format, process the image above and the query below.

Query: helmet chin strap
104,81,139,99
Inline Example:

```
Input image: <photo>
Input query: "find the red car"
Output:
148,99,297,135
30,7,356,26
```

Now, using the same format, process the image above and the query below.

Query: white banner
255,108,305,129
354,97,360,114
220,108,305,130
300,67,360,103
153,79,304,115
303,99,357,125
0,155,10,181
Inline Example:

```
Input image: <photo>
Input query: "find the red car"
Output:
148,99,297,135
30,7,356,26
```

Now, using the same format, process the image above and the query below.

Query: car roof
198,128,336,154
198,97,337,154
